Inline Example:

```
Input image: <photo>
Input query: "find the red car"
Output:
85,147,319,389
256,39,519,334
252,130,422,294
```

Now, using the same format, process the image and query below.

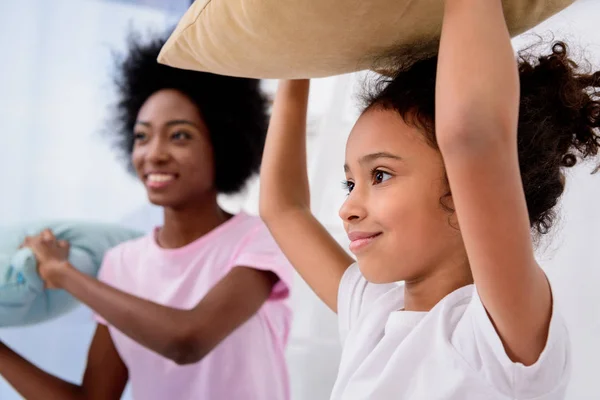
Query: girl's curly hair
363,41,600,235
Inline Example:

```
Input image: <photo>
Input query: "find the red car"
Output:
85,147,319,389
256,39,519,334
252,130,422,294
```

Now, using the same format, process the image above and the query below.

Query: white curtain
1,1,599,399
0,1,189,399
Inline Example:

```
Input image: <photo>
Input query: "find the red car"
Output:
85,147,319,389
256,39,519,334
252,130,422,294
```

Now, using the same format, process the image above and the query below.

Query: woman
0,32,293,400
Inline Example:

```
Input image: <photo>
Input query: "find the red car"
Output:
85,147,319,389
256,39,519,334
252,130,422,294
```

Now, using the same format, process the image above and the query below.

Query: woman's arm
0,324,128,400
22,229,278,365
435,0,551,365
259,80,355,313
55,263,278,365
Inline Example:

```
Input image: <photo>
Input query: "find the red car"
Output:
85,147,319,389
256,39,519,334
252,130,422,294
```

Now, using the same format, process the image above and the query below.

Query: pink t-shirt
94,212,293,400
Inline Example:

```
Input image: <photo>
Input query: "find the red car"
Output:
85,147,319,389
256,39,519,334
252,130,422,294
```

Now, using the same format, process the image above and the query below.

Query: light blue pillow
0,221,143,327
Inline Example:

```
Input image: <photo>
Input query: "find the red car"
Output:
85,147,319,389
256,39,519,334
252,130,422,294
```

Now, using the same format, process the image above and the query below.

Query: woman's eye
372,170,392,185
133,132,146,141
172,131,191,140
342,180,355,194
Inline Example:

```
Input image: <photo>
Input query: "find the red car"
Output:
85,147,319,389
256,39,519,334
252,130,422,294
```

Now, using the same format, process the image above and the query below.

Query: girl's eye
341,180,355,194
372,169,392,185
133,132,146,141
172,131,191,140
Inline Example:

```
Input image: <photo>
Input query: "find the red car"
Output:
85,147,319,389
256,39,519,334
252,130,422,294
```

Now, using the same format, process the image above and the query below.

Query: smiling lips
348,231,382,253
145,173,177,189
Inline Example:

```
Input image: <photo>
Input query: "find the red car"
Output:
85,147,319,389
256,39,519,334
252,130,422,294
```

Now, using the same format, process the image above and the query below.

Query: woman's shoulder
229,211,263,228
103,231,154,260
214,211,269,242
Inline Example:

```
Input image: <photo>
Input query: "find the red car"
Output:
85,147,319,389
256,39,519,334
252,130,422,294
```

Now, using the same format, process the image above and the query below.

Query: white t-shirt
332,263,571,400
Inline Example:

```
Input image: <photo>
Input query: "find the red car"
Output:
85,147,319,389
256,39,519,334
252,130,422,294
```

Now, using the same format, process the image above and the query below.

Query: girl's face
132,89,215,209
340,108,466,284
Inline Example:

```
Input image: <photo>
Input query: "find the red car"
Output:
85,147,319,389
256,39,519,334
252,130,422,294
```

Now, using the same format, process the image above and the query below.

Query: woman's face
131,89,215,209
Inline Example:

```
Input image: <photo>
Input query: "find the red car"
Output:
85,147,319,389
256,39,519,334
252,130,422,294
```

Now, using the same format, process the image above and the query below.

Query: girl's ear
448,198,460,231
440,187,460,231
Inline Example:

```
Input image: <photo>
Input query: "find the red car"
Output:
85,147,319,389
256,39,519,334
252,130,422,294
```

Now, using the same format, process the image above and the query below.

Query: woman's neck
157,194,232,249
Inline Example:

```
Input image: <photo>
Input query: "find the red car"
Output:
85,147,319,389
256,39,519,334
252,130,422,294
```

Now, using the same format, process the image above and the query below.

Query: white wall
517,6,600,399
0,1,598,399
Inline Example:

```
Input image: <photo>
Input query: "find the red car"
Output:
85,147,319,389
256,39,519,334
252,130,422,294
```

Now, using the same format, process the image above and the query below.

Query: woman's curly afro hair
363,41,600,236
110,32,269,195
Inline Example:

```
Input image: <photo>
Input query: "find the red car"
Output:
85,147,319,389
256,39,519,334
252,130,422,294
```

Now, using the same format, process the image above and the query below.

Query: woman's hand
20,229,73,289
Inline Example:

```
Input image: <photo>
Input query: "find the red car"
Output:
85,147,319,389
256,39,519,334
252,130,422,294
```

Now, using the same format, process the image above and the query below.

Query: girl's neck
403,255,473,312
157,193,232,249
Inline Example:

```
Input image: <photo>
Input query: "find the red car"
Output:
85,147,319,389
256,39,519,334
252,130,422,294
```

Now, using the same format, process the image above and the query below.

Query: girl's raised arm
435,0,552,365
260,80,354,313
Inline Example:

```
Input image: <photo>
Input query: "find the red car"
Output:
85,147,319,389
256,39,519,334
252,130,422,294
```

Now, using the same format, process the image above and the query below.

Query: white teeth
147,174,175,182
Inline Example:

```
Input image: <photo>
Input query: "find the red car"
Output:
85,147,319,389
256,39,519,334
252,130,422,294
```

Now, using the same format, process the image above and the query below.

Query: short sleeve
337,263,399,345
451,286,571,397
230,222,294,301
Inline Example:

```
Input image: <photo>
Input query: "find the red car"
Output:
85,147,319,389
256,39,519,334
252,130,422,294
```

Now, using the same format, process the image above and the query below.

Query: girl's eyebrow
344,151,403,172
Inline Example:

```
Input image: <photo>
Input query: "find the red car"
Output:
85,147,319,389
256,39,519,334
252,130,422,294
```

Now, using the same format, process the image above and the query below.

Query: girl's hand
19,229,73,289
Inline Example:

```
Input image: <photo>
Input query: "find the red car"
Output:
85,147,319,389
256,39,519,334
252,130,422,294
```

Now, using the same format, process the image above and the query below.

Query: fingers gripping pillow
158,0,575,79
0,222,142,327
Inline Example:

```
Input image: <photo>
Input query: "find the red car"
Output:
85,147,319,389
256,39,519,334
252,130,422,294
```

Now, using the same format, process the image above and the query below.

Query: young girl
0,33,293,400
260,0,599,398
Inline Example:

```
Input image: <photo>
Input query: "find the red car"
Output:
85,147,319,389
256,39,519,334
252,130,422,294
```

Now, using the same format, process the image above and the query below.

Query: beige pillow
158,0,575,79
